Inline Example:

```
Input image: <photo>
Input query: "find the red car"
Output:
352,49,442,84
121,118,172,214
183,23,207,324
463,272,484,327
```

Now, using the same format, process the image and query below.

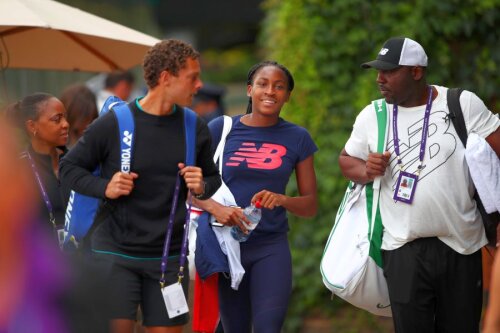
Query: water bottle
231,201,262,242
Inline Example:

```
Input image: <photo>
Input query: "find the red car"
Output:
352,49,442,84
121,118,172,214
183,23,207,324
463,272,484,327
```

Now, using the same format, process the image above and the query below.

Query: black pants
382,238,482,333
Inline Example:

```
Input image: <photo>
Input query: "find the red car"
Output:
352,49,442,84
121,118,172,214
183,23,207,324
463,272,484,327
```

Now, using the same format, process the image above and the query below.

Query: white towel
465,133,500,213
213,225,245,290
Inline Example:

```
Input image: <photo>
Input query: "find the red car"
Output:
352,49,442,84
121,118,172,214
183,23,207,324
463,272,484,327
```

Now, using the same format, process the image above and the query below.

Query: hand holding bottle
231,201,262,242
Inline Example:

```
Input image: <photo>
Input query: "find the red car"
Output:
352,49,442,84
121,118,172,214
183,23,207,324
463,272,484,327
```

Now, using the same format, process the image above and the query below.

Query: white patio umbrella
0,0,160,72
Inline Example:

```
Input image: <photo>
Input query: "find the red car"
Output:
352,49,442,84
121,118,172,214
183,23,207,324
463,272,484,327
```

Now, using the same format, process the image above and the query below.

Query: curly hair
143,39,200,89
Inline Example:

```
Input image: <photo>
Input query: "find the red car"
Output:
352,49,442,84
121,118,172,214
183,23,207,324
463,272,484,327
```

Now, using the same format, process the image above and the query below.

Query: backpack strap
112,103,135,173
447,88,499,246
447,88,466,147
183,107,197,166
213,115,233,175
101,95,123,116
63,100,134,249
111,103,197,169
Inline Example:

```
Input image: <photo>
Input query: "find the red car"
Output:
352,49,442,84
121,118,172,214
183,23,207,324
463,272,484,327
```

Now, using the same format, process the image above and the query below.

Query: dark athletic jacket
60,101,221,257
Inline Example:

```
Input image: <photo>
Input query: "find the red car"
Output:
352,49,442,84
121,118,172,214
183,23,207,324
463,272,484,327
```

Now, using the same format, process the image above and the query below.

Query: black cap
196,84,225,100
361,37,428,70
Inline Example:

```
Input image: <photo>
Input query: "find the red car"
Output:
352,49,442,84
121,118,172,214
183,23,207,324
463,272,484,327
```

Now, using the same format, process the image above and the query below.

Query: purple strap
160,172,192,288
393,85,434,174
26,151,57,229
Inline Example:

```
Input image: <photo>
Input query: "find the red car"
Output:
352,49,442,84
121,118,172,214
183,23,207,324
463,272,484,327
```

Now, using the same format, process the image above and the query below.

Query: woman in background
6,93,69,245
59,84,98,148
0,117,109,333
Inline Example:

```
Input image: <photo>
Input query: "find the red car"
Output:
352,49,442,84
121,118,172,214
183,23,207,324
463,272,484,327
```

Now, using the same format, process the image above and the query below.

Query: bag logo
121,131,133,173
379,48,389,55
226,142,286,170
123,130,133,147
376,303,391,309
64,190,76,234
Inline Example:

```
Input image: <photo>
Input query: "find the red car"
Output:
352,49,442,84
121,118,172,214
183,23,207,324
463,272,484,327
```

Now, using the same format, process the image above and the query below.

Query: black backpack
447,88,499,247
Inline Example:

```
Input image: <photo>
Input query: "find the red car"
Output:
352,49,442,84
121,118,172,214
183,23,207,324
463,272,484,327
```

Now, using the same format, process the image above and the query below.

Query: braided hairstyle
5,93,54,133
246,61,295,114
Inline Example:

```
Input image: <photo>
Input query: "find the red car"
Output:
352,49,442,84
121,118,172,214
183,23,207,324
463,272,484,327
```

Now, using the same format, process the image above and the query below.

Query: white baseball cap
361,37,428,70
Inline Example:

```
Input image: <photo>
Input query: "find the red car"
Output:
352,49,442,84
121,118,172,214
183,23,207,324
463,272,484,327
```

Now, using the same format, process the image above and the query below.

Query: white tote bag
320,99,392,317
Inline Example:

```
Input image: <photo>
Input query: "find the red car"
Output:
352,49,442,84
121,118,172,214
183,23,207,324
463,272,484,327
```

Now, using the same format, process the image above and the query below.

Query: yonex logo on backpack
121,147,132,173
123,130,133,146
122,130,133,173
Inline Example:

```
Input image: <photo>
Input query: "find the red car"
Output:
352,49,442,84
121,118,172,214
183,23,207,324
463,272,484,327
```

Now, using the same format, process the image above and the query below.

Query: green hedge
260,0,499,331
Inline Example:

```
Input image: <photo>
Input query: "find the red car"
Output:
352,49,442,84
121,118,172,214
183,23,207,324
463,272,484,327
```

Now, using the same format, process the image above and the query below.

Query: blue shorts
92,251,190,327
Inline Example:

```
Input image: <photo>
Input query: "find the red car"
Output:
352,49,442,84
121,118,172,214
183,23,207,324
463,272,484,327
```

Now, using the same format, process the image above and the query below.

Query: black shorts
92,251,190,327
382,237,482,333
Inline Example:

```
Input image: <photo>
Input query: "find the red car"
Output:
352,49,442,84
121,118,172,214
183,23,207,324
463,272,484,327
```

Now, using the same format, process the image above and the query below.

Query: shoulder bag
320,99,392,317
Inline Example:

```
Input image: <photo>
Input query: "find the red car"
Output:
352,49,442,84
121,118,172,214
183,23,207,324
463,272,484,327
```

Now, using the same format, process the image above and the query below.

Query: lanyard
25,150,57,229
160,172,192,288
393,85,434,175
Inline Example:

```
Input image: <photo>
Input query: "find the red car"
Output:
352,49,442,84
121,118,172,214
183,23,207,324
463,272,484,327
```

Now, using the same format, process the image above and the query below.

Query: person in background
59,83,98,148
0,118,56,332
0,118,109,333
484,246,500,333
96,70,135,112
5,93,70,246
193,61,318,333
191,83,226,123
60,39,221,333
339,37,500,333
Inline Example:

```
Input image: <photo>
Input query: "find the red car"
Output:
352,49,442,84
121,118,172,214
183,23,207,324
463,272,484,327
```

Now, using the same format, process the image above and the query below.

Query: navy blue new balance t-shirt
208,115,318,240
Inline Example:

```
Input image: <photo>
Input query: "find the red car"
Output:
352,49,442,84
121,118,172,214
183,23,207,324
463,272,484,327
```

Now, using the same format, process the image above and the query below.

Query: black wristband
192,181,207,199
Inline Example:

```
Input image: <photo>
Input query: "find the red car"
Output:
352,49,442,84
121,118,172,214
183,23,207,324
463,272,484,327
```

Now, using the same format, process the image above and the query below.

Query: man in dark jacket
60,39,221,333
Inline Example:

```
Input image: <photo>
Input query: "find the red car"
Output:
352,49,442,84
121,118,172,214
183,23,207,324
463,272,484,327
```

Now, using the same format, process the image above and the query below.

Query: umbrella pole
0,69,9,106
0,38,10,104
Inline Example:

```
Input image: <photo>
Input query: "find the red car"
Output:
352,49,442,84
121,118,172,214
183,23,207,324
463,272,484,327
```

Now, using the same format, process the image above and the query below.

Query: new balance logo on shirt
226,142,286,170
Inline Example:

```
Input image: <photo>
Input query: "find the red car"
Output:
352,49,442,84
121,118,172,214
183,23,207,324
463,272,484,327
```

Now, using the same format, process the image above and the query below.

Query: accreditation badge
393,171,418,204
57,228,65,248
161,283,189,318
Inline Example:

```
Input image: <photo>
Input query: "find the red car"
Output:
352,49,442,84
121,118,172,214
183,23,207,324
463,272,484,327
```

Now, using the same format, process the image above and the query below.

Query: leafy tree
260,0,499,331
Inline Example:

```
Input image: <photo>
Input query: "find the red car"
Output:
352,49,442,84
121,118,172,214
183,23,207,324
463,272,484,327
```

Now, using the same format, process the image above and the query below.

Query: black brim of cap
360,60,400,70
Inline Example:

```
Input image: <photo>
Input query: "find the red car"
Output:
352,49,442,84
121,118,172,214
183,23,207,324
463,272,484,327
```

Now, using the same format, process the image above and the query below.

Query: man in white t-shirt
339,37,500,333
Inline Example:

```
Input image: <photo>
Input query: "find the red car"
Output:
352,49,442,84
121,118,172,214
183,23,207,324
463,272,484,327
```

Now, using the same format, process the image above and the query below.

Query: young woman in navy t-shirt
195,61,318,333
